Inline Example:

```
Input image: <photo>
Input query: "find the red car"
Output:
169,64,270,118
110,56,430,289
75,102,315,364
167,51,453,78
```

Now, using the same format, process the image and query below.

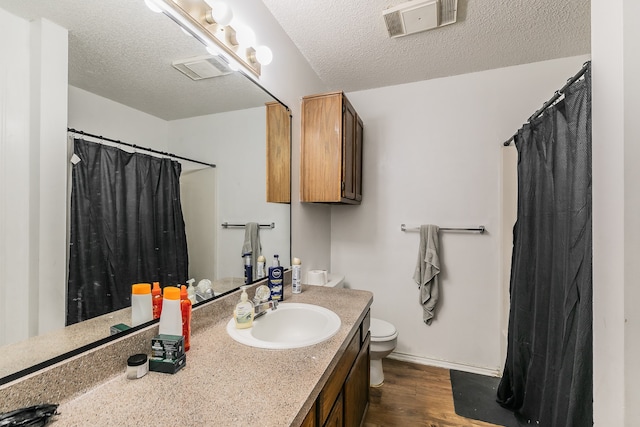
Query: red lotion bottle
180,285,192,351
152,282,163,320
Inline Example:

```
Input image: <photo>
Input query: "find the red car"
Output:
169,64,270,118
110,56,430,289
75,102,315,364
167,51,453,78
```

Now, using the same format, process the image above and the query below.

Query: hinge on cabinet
341,182,345,190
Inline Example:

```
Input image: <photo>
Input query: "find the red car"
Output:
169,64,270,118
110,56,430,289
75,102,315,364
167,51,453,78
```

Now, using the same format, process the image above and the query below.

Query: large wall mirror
0,0,290,384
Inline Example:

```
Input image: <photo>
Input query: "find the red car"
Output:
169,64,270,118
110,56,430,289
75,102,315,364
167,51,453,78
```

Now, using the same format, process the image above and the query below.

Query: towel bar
221,222,275,229
400,224,486,233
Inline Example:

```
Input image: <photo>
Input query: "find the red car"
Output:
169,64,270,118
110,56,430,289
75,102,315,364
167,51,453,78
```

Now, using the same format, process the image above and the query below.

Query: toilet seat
370,318,398,342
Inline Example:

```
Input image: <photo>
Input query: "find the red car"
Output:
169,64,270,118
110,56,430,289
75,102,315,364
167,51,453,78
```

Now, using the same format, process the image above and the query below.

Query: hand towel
413,224,440,325
241,222,262,281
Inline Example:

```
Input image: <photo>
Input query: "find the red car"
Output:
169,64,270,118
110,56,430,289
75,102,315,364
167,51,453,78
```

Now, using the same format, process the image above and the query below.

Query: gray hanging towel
241,222,262,281
413,224,440,325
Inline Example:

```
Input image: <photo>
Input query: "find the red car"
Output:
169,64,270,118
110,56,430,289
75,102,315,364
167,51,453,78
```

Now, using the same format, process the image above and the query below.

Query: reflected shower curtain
497,65,592,426
67,138,188,325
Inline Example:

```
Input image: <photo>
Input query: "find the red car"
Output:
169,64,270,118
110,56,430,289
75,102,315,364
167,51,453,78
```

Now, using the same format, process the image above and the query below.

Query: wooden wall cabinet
303,310,370,427
301,91,363,204
266,101,291,203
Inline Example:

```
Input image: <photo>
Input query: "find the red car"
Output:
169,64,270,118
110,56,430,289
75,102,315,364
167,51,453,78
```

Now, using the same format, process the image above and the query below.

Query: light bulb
255,46,273,65
145,0,163,13
235,24,256,48
205,1,233,26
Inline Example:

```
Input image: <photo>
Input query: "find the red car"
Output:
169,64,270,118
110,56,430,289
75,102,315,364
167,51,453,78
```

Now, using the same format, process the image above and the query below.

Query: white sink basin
226,303,341,349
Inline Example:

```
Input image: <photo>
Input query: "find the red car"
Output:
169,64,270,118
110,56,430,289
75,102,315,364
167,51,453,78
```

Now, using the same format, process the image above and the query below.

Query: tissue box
151,334,184,360
149,353,186,374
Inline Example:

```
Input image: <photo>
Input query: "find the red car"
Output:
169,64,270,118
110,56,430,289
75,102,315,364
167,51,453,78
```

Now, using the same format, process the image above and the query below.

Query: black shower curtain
67,138,189,325
497,65,592,426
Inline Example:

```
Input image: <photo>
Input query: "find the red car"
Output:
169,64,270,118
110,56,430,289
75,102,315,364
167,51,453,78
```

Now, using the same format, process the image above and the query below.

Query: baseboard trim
387,352,501,377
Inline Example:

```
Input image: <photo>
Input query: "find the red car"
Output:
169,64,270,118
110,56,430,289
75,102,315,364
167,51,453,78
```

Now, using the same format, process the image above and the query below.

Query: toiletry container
180,285,192,351
131,283,153,327
243,252,253,284
126,354,149,379
257,255,266,279
152,282,163,319
268,254,284,301
292,257,302,294
159,286,182,336
186,278,197,304
234,285,254,329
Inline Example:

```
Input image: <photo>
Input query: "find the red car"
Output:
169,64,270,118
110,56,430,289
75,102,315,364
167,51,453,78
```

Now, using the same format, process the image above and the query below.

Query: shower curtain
67,138,189,325
497,65,592,426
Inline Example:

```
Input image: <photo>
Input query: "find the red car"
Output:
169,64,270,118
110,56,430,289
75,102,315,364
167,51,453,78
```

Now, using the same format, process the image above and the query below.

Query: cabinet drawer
318,332,359,425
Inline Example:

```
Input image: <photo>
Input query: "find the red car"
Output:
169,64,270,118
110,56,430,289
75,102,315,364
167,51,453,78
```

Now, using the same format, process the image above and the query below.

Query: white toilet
309,272,398,387
368,317,398,387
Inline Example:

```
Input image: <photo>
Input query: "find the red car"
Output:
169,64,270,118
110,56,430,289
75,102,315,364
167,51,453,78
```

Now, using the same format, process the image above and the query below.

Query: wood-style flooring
363,358,503,427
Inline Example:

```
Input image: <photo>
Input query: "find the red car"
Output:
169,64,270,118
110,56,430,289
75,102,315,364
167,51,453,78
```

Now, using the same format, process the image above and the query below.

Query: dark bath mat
450,370,527,427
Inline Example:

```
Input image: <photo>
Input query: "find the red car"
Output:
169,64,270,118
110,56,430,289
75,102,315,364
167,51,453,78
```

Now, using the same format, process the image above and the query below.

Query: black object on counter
0,403,59,426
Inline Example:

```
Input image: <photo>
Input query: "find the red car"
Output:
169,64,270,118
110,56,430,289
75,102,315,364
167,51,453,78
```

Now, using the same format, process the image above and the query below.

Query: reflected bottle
131,283,153,327
151,282,163,320
180,285,192,351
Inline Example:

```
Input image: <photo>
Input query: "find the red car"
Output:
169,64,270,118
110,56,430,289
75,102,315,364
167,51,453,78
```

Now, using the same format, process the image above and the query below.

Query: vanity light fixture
149,0,272,77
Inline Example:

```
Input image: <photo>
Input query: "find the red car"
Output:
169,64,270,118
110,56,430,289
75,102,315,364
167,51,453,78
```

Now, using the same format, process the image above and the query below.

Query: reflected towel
241,222,262,281
413,224,440,325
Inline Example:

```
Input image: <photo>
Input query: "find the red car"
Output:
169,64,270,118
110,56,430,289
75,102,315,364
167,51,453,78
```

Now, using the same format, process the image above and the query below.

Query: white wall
332,55,590,373
230,0,329,278
68,86,169,149
168,108,290,279
592,0,640,425
0,12,68,346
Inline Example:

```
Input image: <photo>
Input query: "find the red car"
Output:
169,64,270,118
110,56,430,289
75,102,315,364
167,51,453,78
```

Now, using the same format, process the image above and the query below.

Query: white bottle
159,286,182,336
131,283,153,327
292,257,302,294
186,278,197,304
234,286,254,329
256,255,266,280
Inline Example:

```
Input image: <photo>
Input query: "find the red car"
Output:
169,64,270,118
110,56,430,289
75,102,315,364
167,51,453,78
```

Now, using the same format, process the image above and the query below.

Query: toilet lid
370,318,397,339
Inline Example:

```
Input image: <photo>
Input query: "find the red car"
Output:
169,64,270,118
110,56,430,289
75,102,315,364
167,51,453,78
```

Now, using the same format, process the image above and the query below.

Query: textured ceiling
0,0,275,120
0,0,591,120
261,0,591,92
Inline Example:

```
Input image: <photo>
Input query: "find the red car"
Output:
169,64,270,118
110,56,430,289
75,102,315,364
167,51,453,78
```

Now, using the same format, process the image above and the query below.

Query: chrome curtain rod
221,222,275,229
503,60,591,147
400,224,486,234
68,128,216,168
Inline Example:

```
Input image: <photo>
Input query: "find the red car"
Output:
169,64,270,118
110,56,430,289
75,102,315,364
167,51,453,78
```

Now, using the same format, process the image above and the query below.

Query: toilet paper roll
307,270,328,286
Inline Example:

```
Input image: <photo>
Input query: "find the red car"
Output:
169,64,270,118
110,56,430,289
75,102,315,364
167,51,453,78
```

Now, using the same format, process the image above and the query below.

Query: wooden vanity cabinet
266,101,291,203
301,91,363,204
303,309,370,427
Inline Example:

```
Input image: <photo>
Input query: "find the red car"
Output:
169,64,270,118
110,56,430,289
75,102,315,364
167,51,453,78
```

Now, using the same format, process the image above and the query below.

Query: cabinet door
342,97,357,200
344,332,370,427
354,116,363,202
266,102,291,203
324,392,344,427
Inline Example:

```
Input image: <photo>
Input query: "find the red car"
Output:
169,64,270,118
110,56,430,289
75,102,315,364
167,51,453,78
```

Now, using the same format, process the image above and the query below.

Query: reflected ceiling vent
383,0,458,38
172,54,232,80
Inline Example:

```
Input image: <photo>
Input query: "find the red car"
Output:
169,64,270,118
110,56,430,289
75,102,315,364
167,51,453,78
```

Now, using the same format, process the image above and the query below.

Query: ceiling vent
383,0,458,38
172,54,232,80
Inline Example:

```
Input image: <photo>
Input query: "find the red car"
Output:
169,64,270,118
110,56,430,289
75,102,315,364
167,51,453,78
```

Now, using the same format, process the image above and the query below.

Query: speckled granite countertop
50,285,372,427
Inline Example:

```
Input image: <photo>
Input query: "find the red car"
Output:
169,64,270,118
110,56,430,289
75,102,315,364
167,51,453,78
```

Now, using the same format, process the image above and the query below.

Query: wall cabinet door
266,101,291,203
301,91,363,204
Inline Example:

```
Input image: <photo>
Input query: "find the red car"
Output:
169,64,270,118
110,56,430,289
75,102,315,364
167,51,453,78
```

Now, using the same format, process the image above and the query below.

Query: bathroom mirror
0,0,290,384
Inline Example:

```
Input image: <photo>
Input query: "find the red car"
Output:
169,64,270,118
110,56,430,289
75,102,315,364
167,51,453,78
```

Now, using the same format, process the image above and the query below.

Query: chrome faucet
254,300,278,319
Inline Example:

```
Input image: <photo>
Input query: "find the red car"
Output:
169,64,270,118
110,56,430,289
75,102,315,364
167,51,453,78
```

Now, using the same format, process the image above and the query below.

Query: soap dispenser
234,285,254,329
